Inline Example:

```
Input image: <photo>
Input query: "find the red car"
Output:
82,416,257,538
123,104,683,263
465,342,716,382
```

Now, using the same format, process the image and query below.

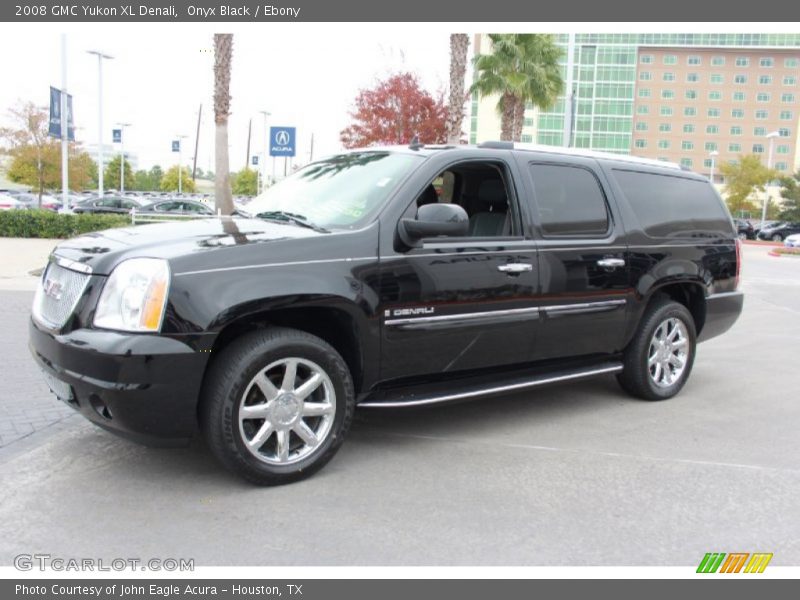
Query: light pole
259,110,271,193
87,50,114,198
176,134,188,194
116,122,131,194
60,35,70,212
762,131,780,231
709,150,719,184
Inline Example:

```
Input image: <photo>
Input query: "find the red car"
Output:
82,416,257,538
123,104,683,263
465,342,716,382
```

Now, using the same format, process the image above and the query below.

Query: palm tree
470,34,564,142
213,33,234,215
446,34,470,145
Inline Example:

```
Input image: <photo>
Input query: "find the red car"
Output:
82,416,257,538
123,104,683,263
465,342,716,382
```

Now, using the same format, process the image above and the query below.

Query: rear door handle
596,258,626,268
497,263,533,273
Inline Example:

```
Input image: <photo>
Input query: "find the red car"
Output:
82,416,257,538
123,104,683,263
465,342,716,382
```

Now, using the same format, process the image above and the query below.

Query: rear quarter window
611,169,733,238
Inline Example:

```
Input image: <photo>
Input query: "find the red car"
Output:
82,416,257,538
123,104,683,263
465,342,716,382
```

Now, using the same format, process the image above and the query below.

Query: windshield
243,151,422,229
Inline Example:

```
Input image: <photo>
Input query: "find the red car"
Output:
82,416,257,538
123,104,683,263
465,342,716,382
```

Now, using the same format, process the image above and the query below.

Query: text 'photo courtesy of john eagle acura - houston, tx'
29,141,743,485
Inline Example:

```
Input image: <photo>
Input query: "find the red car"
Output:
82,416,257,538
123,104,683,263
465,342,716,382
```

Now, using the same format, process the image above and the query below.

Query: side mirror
398,203,469,247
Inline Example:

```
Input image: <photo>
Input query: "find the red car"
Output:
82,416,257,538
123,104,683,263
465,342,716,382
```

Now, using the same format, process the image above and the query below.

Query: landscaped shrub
0,210,131,239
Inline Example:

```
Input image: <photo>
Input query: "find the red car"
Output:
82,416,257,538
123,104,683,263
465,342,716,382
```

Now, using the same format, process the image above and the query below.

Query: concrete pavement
0,238,57,291
0,244,798,565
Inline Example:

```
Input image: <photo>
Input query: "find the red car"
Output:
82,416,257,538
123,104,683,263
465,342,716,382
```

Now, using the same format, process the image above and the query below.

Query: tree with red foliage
340,73,447,148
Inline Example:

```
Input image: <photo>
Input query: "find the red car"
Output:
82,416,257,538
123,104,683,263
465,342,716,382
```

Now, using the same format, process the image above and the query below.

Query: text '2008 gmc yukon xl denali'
29,142,744,485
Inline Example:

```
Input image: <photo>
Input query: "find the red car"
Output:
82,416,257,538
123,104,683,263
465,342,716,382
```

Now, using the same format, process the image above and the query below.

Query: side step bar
358,362,623,408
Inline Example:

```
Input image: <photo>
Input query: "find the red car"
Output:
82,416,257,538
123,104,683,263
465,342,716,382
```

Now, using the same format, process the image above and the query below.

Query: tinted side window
612,170,732,238
528,164,609,236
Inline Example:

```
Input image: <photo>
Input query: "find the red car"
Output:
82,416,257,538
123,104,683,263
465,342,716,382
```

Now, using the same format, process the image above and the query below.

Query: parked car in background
784,233,800,248
72,196,144,215
137,199,215,216
733,218,755,240
0,193,26,210
11,193,62,211
757,221,800,242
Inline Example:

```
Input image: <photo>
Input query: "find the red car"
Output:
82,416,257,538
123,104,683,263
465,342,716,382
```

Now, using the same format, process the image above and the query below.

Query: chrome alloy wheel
647,317,690,388
238,357,336,465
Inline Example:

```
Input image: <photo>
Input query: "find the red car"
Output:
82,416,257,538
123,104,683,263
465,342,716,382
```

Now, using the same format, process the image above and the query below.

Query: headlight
94,258,170,332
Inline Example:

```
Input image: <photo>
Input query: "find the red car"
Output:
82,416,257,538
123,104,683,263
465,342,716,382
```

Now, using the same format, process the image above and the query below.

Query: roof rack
478,141,514,150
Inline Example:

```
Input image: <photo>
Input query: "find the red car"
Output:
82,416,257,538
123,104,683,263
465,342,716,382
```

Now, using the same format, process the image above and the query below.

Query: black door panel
379,243,538,380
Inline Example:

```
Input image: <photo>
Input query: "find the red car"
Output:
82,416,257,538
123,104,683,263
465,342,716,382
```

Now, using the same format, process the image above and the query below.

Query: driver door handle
497,263,533,274
596,258,626,268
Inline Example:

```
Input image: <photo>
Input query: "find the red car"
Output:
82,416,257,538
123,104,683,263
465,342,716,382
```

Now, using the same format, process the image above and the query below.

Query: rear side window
612,170,732,238
528,164,609,236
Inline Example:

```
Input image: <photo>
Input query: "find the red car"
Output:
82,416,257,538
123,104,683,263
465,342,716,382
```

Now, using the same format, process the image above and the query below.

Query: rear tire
200,327,354,485
617,298,697,401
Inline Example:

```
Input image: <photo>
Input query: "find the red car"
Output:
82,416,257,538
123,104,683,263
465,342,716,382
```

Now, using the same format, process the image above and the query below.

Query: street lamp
709,150,719,184
115,122,131,194
259,110,271,193
176,134,188,194
87,50,114,198
762,131,780,232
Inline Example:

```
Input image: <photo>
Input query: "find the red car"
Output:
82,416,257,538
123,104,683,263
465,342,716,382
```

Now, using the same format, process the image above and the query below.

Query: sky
0,24,456,173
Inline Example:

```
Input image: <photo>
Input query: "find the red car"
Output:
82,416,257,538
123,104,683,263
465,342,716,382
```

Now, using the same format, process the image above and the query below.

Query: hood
53,217,325,275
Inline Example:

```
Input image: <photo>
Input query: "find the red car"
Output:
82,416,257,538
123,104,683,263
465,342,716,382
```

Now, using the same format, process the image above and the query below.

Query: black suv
29,143,744,485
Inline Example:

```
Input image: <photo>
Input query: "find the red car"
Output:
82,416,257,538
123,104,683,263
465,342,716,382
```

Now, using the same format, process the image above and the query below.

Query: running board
358,362,623,408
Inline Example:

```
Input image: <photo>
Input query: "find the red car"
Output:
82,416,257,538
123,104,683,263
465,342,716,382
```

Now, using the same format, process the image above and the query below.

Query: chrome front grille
32,260,91,329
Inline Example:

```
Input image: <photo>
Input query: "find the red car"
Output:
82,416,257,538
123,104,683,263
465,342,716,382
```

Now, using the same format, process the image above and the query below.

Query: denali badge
42,278,63,301
391,307,435,317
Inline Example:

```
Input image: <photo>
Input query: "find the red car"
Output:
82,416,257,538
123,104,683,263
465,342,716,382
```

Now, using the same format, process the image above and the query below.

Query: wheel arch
642,280,707,336
203,296,372,399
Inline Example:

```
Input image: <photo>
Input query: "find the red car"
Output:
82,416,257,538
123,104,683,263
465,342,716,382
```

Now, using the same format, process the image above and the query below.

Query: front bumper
697,291,744,343
29,318,213,446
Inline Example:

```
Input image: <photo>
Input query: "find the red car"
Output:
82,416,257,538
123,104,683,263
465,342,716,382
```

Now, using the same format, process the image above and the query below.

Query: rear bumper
29,318,212,446
698,291,744,343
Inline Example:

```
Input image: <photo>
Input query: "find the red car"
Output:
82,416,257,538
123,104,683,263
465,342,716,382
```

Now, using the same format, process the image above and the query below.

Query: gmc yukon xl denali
29,142,744,484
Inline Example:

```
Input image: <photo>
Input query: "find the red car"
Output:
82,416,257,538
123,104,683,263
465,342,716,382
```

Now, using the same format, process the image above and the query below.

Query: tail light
734,238,742,290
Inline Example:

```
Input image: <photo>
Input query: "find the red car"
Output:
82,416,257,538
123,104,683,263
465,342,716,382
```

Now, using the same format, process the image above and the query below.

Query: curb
768,250,800,258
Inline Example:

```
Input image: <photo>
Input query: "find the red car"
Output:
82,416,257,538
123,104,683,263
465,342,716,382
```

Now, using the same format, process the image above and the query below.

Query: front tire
772,233,783,242
200,327,354,485
617,298,697,401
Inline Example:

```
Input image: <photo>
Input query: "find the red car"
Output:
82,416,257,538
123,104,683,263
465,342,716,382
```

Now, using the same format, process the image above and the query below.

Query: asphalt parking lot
0,244,798,566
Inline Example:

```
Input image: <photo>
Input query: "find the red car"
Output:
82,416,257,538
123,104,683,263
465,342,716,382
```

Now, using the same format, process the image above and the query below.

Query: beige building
631,48,800,180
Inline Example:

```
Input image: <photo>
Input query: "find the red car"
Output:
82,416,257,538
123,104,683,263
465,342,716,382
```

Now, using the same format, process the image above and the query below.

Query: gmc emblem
43,278,63,301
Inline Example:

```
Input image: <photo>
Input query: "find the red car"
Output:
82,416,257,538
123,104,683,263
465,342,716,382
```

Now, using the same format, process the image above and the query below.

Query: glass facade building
470,33,800,163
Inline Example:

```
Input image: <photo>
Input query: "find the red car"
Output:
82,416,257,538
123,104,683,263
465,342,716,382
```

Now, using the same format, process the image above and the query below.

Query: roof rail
478,141,514,150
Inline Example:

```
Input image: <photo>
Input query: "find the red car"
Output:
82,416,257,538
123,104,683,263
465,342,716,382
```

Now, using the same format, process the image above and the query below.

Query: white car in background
0,193,26,210
784,233,800,248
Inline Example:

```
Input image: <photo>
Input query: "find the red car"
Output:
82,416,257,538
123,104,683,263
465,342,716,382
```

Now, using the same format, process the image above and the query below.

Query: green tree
2,101,97,199
778,171,800,222
160,165,196,193
103,154,134,192
231,168,257,195
470,34,564,141
720,155,778,216
130,165,163,191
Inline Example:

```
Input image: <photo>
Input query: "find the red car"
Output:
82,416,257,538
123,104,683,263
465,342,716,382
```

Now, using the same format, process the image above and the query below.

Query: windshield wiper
255,211,329,233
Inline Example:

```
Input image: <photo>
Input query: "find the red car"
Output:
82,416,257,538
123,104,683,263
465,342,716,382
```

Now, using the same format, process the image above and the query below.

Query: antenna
408,135,424,151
